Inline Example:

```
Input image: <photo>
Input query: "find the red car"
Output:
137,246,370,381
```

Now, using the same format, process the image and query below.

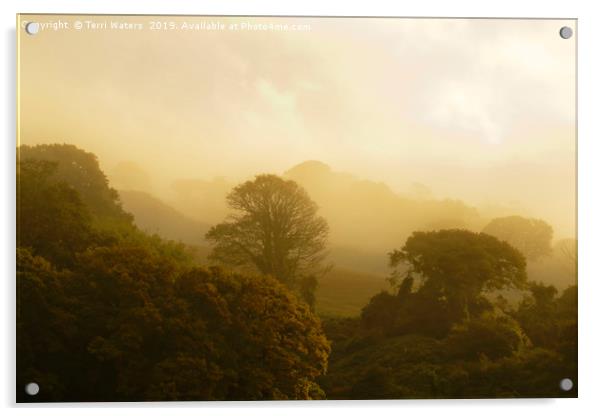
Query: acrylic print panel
16,15,577,402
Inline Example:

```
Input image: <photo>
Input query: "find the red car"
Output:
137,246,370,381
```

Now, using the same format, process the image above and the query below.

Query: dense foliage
206,174,330,307
16,143,577,401
17,145,330,402
373,229,528,335
320,231,576,399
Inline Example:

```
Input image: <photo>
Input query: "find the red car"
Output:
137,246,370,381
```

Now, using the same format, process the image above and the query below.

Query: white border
2,1,601,415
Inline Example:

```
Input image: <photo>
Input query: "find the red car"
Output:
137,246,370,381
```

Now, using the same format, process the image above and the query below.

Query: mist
17,15,578,401
18,17,576,271
19,17,575,246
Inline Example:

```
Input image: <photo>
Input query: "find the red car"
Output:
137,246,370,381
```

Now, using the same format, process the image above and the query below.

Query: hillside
315,267,390,317
284,161,484,253
118,189,211,246
118,189,390,316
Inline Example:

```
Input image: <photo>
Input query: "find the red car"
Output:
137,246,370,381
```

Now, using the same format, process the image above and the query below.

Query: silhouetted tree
206,174,329,306
17,159,96,267
515,282,577,364
17,145,331,402
16,143,579,401
389,229,527,321
19,144,132,223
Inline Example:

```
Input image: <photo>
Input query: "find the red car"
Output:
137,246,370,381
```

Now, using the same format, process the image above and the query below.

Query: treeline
17,143,577,401
319,229,577,398
17,144,329,402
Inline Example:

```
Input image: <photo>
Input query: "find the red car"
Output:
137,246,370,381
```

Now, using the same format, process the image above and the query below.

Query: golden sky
18,15,576,237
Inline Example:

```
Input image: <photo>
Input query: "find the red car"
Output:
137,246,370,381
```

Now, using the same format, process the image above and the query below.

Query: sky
18,15,576,238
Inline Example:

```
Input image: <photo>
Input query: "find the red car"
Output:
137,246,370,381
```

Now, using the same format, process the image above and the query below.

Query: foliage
323,229,576,399
18,246,330,401
17,145,330,402
19,144,132,223
16,143,577,401
17,159,98,267
16,248,75,401
444,314,528,361
388,229,527,322
361,287,463,338
322,320,576,399
514,282,577,363
206,174,330,307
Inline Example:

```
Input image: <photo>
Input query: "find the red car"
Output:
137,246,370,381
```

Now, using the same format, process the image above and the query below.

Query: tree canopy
16,143,577,401
17,145,330,402
388,229,527,321
19,144,132,222
17,159,97,267
206,174,329,306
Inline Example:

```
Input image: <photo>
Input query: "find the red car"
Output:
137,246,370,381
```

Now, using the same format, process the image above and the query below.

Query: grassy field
315,267,390,317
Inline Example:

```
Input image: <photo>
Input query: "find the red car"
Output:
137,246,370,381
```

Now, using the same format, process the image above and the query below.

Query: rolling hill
118,189,211,247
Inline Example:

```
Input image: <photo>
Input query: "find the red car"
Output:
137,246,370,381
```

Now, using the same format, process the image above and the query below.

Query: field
315,268,390,317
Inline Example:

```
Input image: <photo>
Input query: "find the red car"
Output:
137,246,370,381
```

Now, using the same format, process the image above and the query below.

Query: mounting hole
559,378,574,391
559,26,573,39
25,382,40,396
25,22,40,35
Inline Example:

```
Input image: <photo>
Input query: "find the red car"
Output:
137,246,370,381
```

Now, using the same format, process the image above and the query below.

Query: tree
482,216,553,261
514,282,577,362
17,146,331,401
361,287,461,338
18,242,331,401
206,174,330,305
389,229,527,321
444,314,527,361
16,248,75,402
159,267,330,400
19,144,132,223
17,159,97,267
514,282,558,348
